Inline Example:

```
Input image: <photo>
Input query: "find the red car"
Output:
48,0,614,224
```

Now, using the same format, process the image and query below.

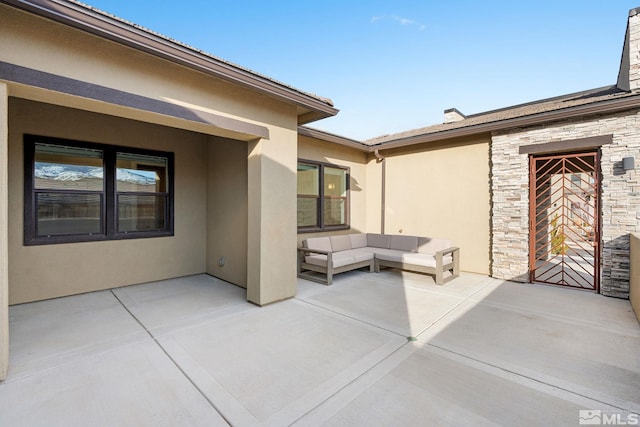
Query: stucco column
0,82,9,380
247,129,297,305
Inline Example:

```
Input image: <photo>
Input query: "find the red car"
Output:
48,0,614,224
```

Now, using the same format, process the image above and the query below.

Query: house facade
300,92,640,297
298,9,640,300
0,0,337,379
1,0,639,381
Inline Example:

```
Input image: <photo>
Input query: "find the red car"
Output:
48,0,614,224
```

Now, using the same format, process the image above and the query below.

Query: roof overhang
368,94,640,152
1,61,271,141
297,126,366,151
1,0,339,125
301,93,640,152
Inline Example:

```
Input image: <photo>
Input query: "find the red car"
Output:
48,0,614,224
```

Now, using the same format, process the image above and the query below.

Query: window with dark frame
24,135,174,245
297,160,349,232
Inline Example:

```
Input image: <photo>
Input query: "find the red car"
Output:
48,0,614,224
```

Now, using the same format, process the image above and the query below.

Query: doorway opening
529,151,600,291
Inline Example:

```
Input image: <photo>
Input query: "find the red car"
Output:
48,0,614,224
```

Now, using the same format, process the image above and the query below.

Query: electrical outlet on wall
218,256,225,267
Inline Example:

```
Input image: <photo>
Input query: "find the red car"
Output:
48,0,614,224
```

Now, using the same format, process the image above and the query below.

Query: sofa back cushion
304,237,332,252
349,233,368,249
330,235,352,252
417,237,452,255
390,235,418,252
367,233,391,249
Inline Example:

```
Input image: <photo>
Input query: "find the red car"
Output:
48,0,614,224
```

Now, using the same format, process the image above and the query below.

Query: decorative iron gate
529,151,600,291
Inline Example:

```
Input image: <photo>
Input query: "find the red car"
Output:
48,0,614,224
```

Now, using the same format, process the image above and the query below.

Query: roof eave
2,0,338,122
298,126,367,151
298,110,340,126
369,94,640,152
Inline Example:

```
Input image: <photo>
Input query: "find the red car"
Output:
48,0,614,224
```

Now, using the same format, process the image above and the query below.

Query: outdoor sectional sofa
297,233,459,286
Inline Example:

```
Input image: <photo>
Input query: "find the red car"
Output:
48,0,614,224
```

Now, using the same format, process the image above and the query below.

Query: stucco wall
206,137,248,288
631,233,640,322
380,136,491,274
8,99,208,304
0,4,290,135
491,110,640,298
0,83,8,380
296,135,491,275
247,125,298,305
366,156,383,234
2,4,306,306
296,135,369,244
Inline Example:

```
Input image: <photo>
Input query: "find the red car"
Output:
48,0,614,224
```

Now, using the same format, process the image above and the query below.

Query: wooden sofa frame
297,248,374,286
374,247,460,285
297,239,460,286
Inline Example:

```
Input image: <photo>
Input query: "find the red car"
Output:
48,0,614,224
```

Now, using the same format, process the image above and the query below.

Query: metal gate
529,151,600,291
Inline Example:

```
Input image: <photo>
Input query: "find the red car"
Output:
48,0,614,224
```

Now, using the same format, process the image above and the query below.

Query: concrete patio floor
0,270,638,426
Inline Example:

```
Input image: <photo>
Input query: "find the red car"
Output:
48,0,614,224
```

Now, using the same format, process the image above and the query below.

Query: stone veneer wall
491,109,640,298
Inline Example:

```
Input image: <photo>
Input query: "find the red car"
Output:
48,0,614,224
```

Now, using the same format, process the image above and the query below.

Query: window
297,160,349,232
24,135,174,245
116,152,169,233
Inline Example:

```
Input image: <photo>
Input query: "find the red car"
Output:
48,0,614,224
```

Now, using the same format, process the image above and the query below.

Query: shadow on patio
0,271,638,426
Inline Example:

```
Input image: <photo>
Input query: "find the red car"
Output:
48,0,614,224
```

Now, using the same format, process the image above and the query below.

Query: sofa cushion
367,233,391,249
376,252,453,268
361,247,398,256
352,247,379,255
401,253,452,268
305,237,332,253
396,253,435,268
305,253,356,269
340,249,375,263
417,237,452,255
330,235,352,252
349,233,368,249
389,235,418,252
370,249,407,263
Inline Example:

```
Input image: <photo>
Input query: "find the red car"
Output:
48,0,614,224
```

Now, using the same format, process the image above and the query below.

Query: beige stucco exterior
379,136,491,274
0,0,498,382
296,134,369,244
366,155,384,234
1,82,8,380
296,133,491,276
631,233,640,322
8,99,209,304
0,4,287,140
3,0,639,384
206,138,249,288
247,125,298,305
0,3,313,310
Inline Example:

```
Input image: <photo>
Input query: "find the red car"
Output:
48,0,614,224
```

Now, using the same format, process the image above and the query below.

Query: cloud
371,14,425,31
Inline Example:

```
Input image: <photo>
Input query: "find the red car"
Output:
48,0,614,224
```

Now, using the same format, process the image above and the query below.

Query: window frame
297,159,350,233
24,134,174,245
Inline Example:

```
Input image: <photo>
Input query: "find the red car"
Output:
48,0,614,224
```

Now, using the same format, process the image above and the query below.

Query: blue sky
86,1,639,140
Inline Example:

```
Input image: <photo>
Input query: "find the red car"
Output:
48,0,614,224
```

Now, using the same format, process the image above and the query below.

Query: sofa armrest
435,246,460,275
435,246,459,259
297,247,334,272
297,247,331,256
297,247,335,284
